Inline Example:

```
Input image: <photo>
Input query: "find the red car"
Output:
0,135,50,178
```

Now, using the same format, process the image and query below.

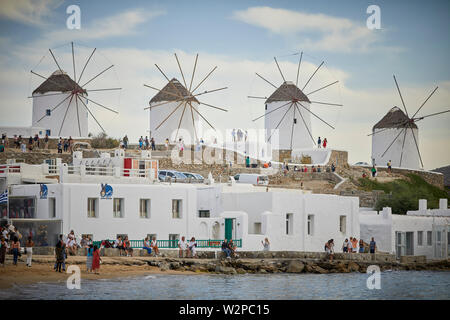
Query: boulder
159,263,170,271
215,265,237,275
286,260,305,273
347,262,360,272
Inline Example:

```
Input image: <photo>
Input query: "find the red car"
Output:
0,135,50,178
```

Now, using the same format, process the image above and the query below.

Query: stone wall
0,150,73,165
326,150,349,167
339,190,385,208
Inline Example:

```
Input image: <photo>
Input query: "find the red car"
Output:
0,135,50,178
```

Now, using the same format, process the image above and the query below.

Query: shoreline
1,255,449,290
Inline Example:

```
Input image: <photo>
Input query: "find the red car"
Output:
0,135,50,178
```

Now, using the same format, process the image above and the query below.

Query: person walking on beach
92,245,101,274
261,238,270,251
25,236,34,267
55,240,65,272
86,244,94,273
0,237,8,267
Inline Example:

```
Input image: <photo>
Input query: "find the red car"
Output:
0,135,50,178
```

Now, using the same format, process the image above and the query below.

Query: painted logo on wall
40,184,48,199
100,183,113,199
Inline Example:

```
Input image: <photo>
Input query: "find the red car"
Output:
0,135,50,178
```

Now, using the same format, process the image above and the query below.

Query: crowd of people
325,237,377,261
282,162,336,175
0,224,34,267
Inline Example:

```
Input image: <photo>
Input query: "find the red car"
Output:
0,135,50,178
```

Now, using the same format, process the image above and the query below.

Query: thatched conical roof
149,78,199,104
373,106,417,130
33,70,85,95
265,81,310,104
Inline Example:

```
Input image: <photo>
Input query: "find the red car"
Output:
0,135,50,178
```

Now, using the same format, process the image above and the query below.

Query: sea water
1,271,449,300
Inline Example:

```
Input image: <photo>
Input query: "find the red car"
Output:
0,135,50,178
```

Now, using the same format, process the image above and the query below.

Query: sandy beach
0,256,196,289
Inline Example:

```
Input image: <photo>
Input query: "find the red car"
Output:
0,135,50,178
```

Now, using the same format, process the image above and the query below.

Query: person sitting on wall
325,239,335,261
369,237,377,254
143,236,152,255
188,237,197,258
115,236,126,256
151,236,160,256
124,236,133,257
178,236,187,258
221,239,231,259
342,238,349,253
228,239,237,258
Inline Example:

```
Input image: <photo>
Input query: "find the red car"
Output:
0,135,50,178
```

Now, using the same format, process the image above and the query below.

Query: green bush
358,173,449,215
89,132,119,149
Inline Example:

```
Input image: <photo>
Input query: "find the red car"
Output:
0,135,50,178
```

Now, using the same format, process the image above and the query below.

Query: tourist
139,136,143,150
369,237,377,254
80,235,88,254
57,140,62,153
359,239,365,253
188,237,197,258
165,138,169,151
331,163,336,172
317,136,322,148
387,160,392,173
44,134,49,149
25,236,34,267
86,244,93,273
124,236,133,257
68,136,74,153
11,236,20,266
0,237,8,267
115,236,126,256
261,238,270,251
222,239,231,258
325,239,334,261
151,137,156,151
371,165,377,178
143,236,152,255
228,239,237,257
317,165,321,173
55,238,65,272
145,136,149,150
178,236,187,258
0,143,4,153
151,236,160,256
351,237,358,253
348,237,353,253
123,135,128,149
92,245,101,274
323,138,327,148
342,238,349,253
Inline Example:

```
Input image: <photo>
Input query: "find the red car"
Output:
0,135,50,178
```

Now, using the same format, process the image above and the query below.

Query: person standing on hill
322,138,327,148
371,165,377,178
317,137,322,148
387,160,392,173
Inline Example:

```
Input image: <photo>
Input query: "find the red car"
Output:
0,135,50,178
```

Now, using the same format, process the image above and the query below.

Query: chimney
418,199,427,211
439,198,448,210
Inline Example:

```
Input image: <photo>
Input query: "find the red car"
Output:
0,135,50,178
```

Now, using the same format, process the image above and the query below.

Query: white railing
0,164,21,176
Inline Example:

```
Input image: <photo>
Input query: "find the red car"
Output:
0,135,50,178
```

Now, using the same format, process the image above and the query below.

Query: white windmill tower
144,53,229,145
30,42,120,137
250,53,341,159
370,75,449,169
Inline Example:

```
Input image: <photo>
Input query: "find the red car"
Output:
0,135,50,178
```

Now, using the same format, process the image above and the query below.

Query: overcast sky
0,0,449,169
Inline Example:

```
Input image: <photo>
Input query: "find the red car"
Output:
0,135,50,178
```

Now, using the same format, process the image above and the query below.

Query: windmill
30,42,120,137
250,52,342,151
370,75,449,169
144,53,229,144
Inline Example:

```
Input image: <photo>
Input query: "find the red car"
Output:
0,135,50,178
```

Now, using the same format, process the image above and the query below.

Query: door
406,232,414,256
225,218,234,240
433,226,447,259
395,232,406,259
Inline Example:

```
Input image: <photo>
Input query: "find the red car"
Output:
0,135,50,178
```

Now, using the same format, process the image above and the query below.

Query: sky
0,0,449,169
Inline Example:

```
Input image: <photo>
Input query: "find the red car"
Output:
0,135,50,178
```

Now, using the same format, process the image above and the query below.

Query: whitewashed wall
32,92,88,138
264,100,313,150
371,127,420,169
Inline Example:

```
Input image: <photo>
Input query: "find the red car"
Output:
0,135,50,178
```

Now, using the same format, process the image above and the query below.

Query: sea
1,271,449,300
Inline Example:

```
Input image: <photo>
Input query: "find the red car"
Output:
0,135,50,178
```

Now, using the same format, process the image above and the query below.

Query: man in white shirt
178,236,187,258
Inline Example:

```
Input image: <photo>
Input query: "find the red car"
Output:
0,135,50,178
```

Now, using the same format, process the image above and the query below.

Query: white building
360,199,450,260
149,78,201,145
264,81,313,151
372,107,420,169
0,70,89,138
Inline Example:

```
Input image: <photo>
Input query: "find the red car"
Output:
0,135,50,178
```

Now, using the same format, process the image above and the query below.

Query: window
46,129,51,136
172,199,182,219
46,109,51,116
113,198,124,218
8,197,36,219
307,215,314,236
418,231,423,246
254,223,262,234
198,210,210,218
139,199,150,218
286,213,293,235
427,231,432,246
339,216,346,233
49,198,56,218
87,198,98,218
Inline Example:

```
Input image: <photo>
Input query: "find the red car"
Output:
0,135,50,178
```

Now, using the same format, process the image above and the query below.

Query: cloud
232,6,392,53
0,0,61,27
45,9,165,43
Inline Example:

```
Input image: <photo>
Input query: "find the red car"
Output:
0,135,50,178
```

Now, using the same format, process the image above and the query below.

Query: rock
159,263,169,271
347,262,360,272
286,260,305,273
169,262,181,270
215,265,237,274
236,268,246,274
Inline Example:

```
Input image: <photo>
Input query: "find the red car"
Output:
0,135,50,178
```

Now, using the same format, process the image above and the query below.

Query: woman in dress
86,244,93,273
92,245,101,274
261,238,270,251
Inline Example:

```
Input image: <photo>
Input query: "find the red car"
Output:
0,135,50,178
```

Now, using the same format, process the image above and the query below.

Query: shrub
89,132,119,149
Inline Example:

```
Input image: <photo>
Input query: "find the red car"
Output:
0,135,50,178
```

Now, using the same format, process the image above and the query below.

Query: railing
0,164,21,176
93,239,242,249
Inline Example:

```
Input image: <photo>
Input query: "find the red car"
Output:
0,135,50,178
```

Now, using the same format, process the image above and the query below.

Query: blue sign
100,183,113,199
40,184,48,199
